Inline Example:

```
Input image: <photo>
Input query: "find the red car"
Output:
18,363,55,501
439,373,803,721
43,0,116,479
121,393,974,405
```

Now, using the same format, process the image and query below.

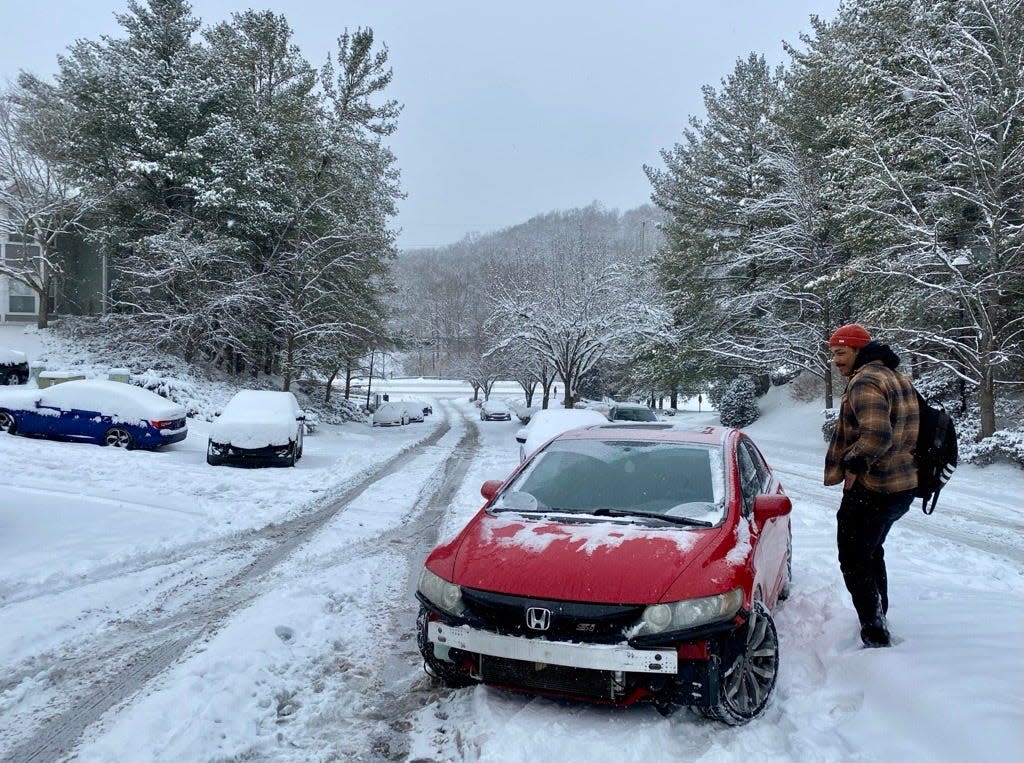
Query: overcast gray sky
0,0,839,250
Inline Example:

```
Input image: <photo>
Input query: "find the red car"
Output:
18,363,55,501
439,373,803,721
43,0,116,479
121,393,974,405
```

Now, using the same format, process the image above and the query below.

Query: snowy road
0,392,1021,762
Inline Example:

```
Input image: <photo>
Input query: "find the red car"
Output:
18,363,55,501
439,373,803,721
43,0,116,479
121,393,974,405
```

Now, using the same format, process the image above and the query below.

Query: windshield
494,439,726,526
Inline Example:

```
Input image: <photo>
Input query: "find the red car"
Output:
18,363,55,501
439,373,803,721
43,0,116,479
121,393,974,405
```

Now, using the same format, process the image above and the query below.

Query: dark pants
836,485,915,626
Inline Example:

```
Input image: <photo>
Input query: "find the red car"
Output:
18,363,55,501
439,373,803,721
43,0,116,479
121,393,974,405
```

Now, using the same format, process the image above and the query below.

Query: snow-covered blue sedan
0,379,188,449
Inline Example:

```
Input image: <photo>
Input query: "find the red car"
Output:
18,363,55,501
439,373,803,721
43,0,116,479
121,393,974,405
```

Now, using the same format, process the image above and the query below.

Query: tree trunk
824,354,834,410
35,274,50,329
325,368,339,403
978,366,995,440
282,335,295,391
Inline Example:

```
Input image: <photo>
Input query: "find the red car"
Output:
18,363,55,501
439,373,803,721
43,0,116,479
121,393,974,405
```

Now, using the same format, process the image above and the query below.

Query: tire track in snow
771,465,1021,560
349,401,481,762
2,411,459,763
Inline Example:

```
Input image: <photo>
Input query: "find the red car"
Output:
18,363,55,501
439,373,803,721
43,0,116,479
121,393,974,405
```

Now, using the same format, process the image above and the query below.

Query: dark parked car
608,402,658,422
0,348,30,385
416,422,792,724
207,390,305,467
0,379,187,449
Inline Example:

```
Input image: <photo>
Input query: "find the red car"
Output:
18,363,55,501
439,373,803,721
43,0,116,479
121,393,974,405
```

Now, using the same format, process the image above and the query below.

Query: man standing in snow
824,324,919,648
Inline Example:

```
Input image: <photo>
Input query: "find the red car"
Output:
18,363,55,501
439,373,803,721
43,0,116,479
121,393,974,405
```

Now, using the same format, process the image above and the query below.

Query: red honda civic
416,422,792,724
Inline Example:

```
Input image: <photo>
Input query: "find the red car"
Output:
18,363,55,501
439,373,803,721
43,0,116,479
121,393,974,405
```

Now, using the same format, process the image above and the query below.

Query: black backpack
913,390,958,514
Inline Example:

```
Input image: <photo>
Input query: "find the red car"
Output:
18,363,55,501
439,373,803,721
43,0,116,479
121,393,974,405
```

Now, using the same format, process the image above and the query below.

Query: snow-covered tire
416,607,474,688
702,601,779,725
103,427,134,449
0,410,17,435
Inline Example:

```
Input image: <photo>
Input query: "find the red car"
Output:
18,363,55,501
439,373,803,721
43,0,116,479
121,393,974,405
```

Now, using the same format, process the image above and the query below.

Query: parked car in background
0,379,187,449
608,402,658,422
0,348,30,385
403,401,425,423
207,390,304,467
480,399,512,422
372,402,408,427
416,423,792,724
514,407,609,460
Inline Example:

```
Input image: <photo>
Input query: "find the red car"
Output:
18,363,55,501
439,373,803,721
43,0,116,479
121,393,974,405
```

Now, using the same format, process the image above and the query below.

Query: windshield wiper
591,508,712,527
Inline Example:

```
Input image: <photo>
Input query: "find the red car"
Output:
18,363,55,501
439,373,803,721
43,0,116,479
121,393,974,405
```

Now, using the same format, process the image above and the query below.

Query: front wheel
416,608,474,687
0,410,17,435
702,601,779,725
103,427,134,449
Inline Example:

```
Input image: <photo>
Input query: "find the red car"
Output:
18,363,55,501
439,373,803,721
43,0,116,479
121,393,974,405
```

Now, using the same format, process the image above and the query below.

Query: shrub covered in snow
717,376,759,428
821,407,840,442
956,419,1024,467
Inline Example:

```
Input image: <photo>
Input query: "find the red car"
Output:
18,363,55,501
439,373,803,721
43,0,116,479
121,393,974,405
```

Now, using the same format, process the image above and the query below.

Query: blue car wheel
0,411,16,434
103,427,134,449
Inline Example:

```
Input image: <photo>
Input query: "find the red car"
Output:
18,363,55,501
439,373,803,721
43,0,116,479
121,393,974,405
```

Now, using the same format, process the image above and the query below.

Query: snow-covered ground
0,325,1021,762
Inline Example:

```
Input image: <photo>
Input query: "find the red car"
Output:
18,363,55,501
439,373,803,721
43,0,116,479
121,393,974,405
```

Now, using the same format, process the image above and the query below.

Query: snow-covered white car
480,399,512,421
372,402,408,427
403,401,426,423
207,390,305,467
514,407,610,460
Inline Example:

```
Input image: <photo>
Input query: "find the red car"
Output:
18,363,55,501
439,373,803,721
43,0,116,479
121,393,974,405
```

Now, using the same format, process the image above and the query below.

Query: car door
738,438,788,601
45,386,107,440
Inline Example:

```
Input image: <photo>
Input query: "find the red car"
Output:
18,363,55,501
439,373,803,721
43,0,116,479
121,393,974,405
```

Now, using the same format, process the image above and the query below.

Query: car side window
736,443,764,517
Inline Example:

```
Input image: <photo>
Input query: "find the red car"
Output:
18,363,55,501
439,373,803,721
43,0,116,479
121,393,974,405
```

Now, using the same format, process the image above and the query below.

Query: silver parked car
372,402,409,427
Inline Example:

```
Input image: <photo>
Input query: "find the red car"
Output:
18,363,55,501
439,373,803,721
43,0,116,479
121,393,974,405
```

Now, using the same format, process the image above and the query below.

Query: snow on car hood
0,347,27,364
448,511,726,604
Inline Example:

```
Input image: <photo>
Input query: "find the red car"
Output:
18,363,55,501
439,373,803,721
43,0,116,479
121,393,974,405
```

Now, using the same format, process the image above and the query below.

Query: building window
4,242,41,314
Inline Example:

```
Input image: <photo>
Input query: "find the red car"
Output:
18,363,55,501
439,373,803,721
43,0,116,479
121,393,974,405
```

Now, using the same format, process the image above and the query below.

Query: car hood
441,511,731,604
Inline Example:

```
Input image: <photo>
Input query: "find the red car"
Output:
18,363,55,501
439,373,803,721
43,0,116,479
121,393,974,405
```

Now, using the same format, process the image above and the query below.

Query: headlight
417,568,466,617
633,589,743,637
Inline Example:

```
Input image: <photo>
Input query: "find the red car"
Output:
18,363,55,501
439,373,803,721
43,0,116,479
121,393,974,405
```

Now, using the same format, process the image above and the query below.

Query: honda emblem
526,607,552,631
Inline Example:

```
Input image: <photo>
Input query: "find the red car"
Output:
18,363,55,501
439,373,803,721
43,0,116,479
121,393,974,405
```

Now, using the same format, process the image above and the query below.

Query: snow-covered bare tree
487,220,665,408
0,90,99,328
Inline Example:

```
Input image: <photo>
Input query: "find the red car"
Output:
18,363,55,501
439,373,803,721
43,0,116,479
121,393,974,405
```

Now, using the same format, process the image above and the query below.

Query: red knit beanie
829,323,872,348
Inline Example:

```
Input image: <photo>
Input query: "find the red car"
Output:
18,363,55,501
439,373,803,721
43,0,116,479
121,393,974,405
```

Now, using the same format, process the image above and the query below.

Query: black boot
860,616,891,648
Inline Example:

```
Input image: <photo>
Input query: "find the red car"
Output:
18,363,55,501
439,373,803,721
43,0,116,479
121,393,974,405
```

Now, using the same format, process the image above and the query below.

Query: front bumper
208,440,292,465
429,622,677,673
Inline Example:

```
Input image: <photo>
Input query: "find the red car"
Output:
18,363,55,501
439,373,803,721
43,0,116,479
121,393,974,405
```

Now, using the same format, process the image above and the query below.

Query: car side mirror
515,427,527,444
753,494,792,525
480,479,503,501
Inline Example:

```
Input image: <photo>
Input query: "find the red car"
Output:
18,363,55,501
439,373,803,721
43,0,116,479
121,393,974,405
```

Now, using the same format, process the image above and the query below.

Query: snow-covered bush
718,376,759,428
821,407,840,442
956,419,1024,467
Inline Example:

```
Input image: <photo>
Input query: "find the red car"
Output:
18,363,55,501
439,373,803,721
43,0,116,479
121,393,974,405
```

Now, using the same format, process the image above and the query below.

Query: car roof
612,401,653,409
556,421,731,446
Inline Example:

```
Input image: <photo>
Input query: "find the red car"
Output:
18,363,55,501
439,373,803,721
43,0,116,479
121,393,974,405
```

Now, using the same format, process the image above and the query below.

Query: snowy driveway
0,393,1021,762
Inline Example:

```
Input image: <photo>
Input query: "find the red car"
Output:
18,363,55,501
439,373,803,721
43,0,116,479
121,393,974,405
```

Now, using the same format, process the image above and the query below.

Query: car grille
461,588,644,643
479,655,618,700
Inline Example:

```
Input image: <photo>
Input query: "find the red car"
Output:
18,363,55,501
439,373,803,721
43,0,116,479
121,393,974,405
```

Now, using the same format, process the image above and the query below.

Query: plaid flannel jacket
825,360,920,494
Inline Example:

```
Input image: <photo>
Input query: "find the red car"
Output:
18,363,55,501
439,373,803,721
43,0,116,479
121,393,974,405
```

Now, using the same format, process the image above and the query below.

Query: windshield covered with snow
494,439,726,526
